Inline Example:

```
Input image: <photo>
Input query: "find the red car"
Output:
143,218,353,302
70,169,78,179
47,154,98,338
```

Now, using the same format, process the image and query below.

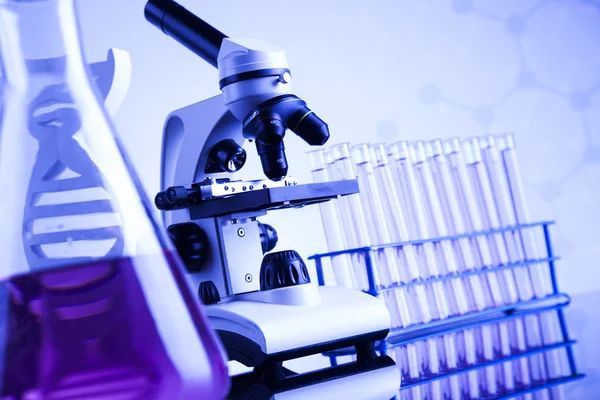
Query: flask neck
0,0,88,87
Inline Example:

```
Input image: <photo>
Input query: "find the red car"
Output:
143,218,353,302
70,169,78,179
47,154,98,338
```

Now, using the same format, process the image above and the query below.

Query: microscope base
205,285,391,367
228,355,400,400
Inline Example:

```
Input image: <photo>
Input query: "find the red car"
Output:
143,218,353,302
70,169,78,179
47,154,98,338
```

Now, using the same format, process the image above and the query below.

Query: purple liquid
0,252,229,399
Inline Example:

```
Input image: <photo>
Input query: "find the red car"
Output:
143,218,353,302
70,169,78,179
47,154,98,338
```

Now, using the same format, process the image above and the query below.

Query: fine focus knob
258,222,278,254
260,250,310,291
199,281,221,305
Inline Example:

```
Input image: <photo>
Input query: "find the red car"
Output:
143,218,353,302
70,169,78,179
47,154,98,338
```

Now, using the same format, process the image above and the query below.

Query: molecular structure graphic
417,0,600,202
408,0,600,265
411,1,600,396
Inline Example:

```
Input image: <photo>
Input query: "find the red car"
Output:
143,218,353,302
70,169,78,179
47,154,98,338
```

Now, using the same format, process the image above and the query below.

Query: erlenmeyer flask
0,0,230,398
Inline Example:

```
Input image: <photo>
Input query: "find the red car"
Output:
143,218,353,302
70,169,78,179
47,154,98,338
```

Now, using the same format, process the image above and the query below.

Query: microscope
144,1,400,398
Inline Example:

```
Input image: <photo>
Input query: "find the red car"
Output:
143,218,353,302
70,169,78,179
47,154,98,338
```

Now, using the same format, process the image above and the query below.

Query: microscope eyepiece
144,0,227,68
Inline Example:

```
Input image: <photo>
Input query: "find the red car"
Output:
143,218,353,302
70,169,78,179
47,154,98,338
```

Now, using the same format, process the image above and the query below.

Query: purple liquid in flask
0,1,230,398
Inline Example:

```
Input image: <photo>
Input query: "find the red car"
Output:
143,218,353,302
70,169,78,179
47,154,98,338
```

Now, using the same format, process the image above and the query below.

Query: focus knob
260,250,310,291
258,222,278,254
167,222,209,272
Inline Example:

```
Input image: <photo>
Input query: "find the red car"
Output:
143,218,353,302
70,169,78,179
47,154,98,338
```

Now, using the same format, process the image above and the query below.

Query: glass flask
0,0,230,399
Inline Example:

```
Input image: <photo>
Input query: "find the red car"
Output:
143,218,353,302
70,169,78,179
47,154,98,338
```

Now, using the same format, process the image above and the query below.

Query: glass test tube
370,143,441,329
371,144,451,400
479,137,553,399
496,133,566,399
410,142,472,315
463,138,534,398
321,145,375,367
350,144,413,328
388,141,465,400
352,144,425,400
444,138,517,395
478,138,535,302
307,149,356,289
495,134,552,296
444,139,505,307
387,142,448,400
324,145,370,291
325,144,410,335
427,140,501,398
462,139,520,305
411,141,483,399
388,142,453,319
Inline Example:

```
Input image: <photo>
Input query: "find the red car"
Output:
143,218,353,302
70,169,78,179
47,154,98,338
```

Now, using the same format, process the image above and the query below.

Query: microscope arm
161,94,243,227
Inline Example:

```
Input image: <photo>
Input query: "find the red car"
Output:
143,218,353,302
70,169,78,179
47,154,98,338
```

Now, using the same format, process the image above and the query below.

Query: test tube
323,145,370,291
443,138,517,395
426,141,490,311
410,141,485,398
350,144,416,328
443,139,506,308
427,139,502,398
478,137,536,303
496,133,566,399
388,142,453,320
370,143,440,330
370,144,452,400
307,149,356,289
323,144,391,368
388,141,467,400
351,144,430,400
478,137,554,399
495,134,552,297
463,137,536,399
371,144,479,398
324,144,416,338
409,142,473,315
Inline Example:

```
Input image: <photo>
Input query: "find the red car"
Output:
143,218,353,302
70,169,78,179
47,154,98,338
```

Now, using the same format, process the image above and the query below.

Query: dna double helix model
22,49,131,270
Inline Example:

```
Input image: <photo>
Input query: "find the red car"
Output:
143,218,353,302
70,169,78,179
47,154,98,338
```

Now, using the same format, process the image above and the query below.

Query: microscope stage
188,180,359,219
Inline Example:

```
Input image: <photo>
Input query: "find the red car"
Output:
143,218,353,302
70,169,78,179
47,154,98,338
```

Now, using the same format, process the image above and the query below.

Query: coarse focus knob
259,250,310,291
167,222,209,272
199,281,221,305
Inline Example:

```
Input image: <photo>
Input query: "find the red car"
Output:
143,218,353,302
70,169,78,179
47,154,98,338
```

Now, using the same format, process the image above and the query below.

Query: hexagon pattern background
2,0,598,396
412,0,600,299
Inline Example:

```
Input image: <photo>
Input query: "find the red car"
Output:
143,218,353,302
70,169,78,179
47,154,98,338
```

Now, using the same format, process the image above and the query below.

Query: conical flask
0,0,230,398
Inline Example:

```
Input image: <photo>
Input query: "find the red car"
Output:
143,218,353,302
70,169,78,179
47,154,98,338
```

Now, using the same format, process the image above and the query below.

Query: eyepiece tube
144,0,228,69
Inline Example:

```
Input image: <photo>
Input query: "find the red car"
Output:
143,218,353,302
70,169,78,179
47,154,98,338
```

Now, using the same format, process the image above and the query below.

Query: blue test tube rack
309,221,585,399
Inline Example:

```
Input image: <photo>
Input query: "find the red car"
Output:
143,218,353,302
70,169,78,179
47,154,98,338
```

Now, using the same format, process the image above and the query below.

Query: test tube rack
309,220,585,399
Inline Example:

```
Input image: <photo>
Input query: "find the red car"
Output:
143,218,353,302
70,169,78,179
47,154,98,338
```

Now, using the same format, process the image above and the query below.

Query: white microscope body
145,1,400,397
